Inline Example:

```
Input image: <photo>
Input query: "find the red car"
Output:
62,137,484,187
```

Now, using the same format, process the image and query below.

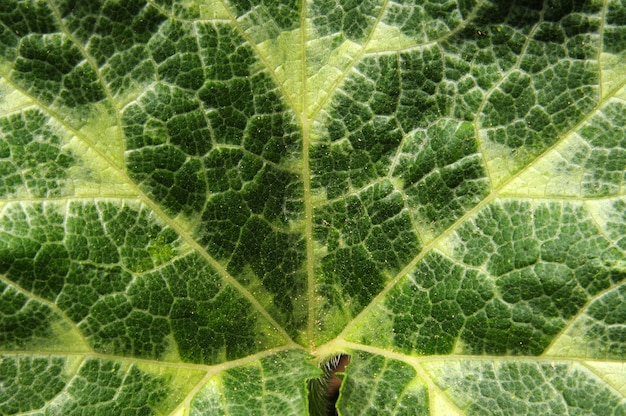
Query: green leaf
1,0,625,415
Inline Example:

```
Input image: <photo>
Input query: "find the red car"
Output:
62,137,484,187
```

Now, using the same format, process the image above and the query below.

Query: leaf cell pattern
0,0,625,415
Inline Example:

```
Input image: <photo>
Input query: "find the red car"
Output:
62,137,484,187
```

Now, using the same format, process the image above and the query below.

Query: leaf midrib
299,0,316,346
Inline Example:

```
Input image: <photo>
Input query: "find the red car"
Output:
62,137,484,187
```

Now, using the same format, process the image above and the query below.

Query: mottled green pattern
60,359,170,415
310,0,381,42
191,349,319,415
54,0,166,96
0,201,282,363
348,200,624,356
0,110,75,198
0,0,625,415
0,356,66,414
314,180,420,330
424,360,626,415
338,351,428,415
383,0,470,41
577,101,626,196
0,282,58,349
582,283,626,357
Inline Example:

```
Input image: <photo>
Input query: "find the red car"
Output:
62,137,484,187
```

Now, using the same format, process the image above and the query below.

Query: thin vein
598,0,607,99
0,344,304,373
301,0,316,346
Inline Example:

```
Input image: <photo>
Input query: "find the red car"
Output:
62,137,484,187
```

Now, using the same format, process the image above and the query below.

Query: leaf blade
0,0,625,415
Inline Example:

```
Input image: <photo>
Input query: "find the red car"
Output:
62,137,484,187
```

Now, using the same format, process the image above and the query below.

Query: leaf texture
0,0,625,415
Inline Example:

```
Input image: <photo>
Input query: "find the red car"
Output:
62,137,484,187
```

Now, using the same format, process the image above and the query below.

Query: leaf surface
0,0,625,414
